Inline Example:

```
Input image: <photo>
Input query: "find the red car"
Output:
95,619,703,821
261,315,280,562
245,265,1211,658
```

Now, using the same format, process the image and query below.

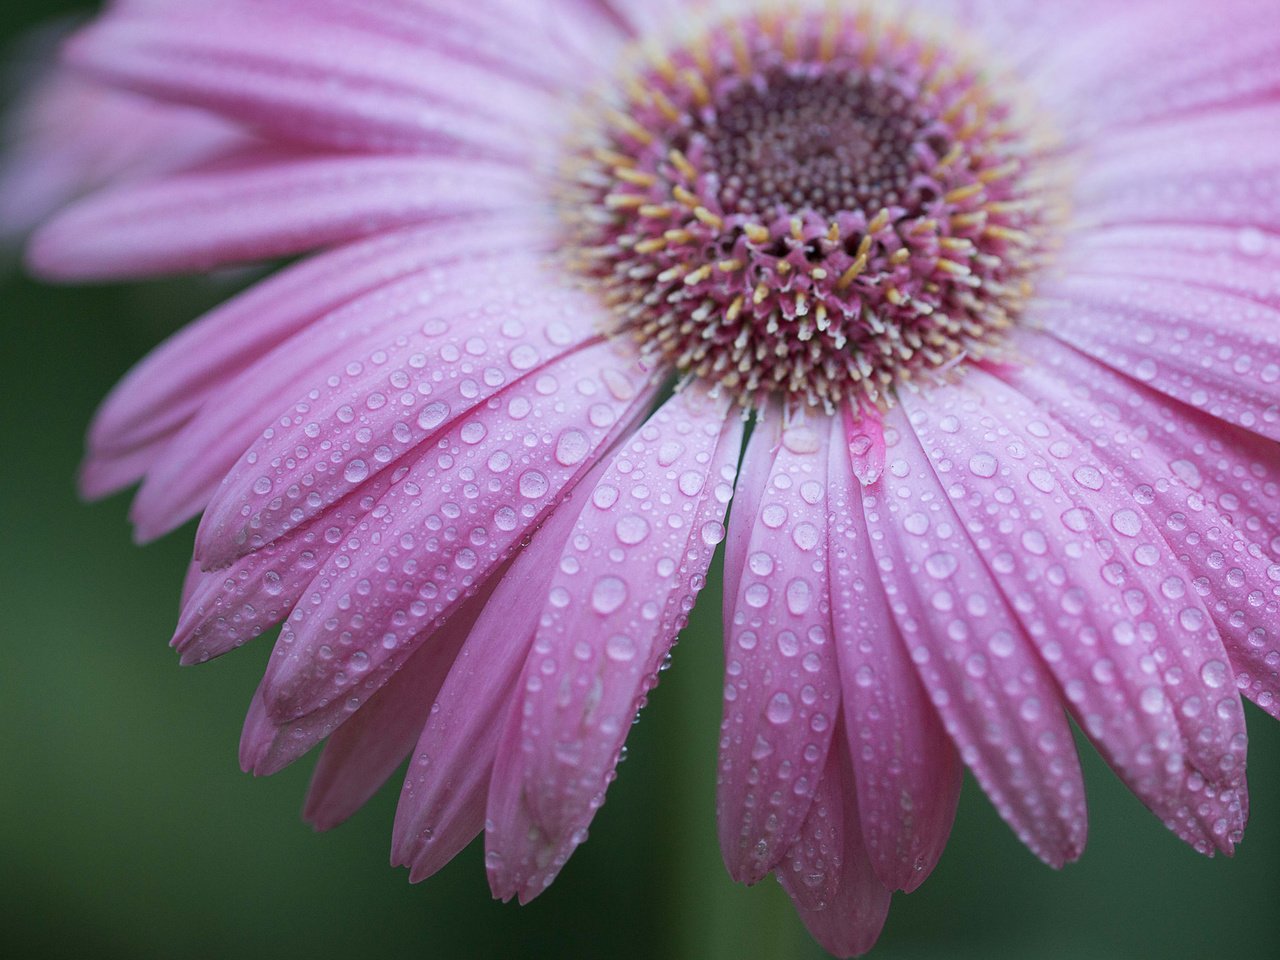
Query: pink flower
11,0,1280,955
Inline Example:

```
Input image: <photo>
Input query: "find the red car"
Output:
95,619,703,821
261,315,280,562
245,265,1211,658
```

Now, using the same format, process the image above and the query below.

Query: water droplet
519,470,549,499
555,429,590,466
1237,226,1267,257
418,402,450,430
791,522,819,551
766,692,794,724
606,634,637,662
1140,686,1166,715
1201,660,1229,690
924,552,958,580
1073,466,1104,491
591,576,628,615
969,452,998,478
615,515,650,545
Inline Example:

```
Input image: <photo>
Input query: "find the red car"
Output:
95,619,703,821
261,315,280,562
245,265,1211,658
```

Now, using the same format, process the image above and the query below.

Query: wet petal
486,385,742,902
253,343,655,735
194,255,602,568
66,6,559,155
1036,272,1280,441
902,371,1248,853
717,407,841,884
780,731,892,960
866,406,1087,867
83,215,547,503
826,411,961,892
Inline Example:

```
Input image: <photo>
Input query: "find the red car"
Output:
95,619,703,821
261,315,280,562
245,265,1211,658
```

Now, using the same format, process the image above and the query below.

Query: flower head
10,0,1280,955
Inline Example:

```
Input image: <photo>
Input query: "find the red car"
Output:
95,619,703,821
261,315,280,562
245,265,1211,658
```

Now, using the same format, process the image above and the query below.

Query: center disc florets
565,8,1049,409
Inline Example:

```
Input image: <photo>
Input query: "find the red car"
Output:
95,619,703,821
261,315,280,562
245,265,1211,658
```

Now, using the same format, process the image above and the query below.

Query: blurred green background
3,4,1279,959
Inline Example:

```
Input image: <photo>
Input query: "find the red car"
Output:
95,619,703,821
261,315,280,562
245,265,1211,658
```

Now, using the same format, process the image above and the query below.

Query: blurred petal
29,149,534,280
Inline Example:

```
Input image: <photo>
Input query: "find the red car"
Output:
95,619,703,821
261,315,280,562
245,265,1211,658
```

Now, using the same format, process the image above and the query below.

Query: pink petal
193,256,606,568
28,148,535,280
1072,102,1280,232
132,239,568,540
865,406,1087,868
1013,333,1280,720
65,7,558,156
302,587,491,831
901,371,1248,854
717,408,841,885
174,458,410,665
1035,273,1280,441
253,343,656,733
826,411,961,893
83,215,547,501
780,732,892,960
253,0,612,84
393,454,615,881
1059,223,1280,311
776,741,844,913
0,68,243,239
485,385,743,902
1034,1,1280,139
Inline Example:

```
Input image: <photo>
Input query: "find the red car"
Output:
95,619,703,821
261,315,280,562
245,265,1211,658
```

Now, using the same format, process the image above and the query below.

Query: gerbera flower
10,0,1280,955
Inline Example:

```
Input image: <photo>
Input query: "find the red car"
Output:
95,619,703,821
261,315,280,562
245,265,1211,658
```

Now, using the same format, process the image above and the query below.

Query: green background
3,4,1279,959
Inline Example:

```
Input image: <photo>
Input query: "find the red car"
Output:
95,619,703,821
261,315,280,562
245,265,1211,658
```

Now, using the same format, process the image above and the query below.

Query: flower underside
566,8,1051,409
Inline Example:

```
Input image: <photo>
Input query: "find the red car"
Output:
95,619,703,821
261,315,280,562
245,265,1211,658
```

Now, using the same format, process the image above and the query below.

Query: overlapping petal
825,413,961,892
487,384,742,901
718,408,841,884
865,406,1088,867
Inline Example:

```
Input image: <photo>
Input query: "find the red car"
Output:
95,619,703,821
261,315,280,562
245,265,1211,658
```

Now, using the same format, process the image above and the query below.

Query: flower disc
567,8,1052,408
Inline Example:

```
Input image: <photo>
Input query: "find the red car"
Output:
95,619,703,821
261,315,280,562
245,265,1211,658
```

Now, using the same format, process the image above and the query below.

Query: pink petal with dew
1058,223,1280,313
865,406,1087,868
237,351,658,777
775,725,845,914
132,241,570,541
826,411,961,893
599,0,708,37
303,584,492,832
1072,102,1280,233
253,341,658,732
174,462,408,665
717,408,841,885
28,149,535,280
1025,0,1280,139
175,302,605,665
1035,273,1280,442
392,455,613,883
65,8,560,156
486,385,743,902
780,731,891,960
82,214,548,501
1013,333,1280,720
194,256,606,568
902,372,1248,853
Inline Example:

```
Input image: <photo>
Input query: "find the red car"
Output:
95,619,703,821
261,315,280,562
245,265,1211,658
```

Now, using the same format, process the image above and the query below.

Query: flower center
564,9,1050,409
